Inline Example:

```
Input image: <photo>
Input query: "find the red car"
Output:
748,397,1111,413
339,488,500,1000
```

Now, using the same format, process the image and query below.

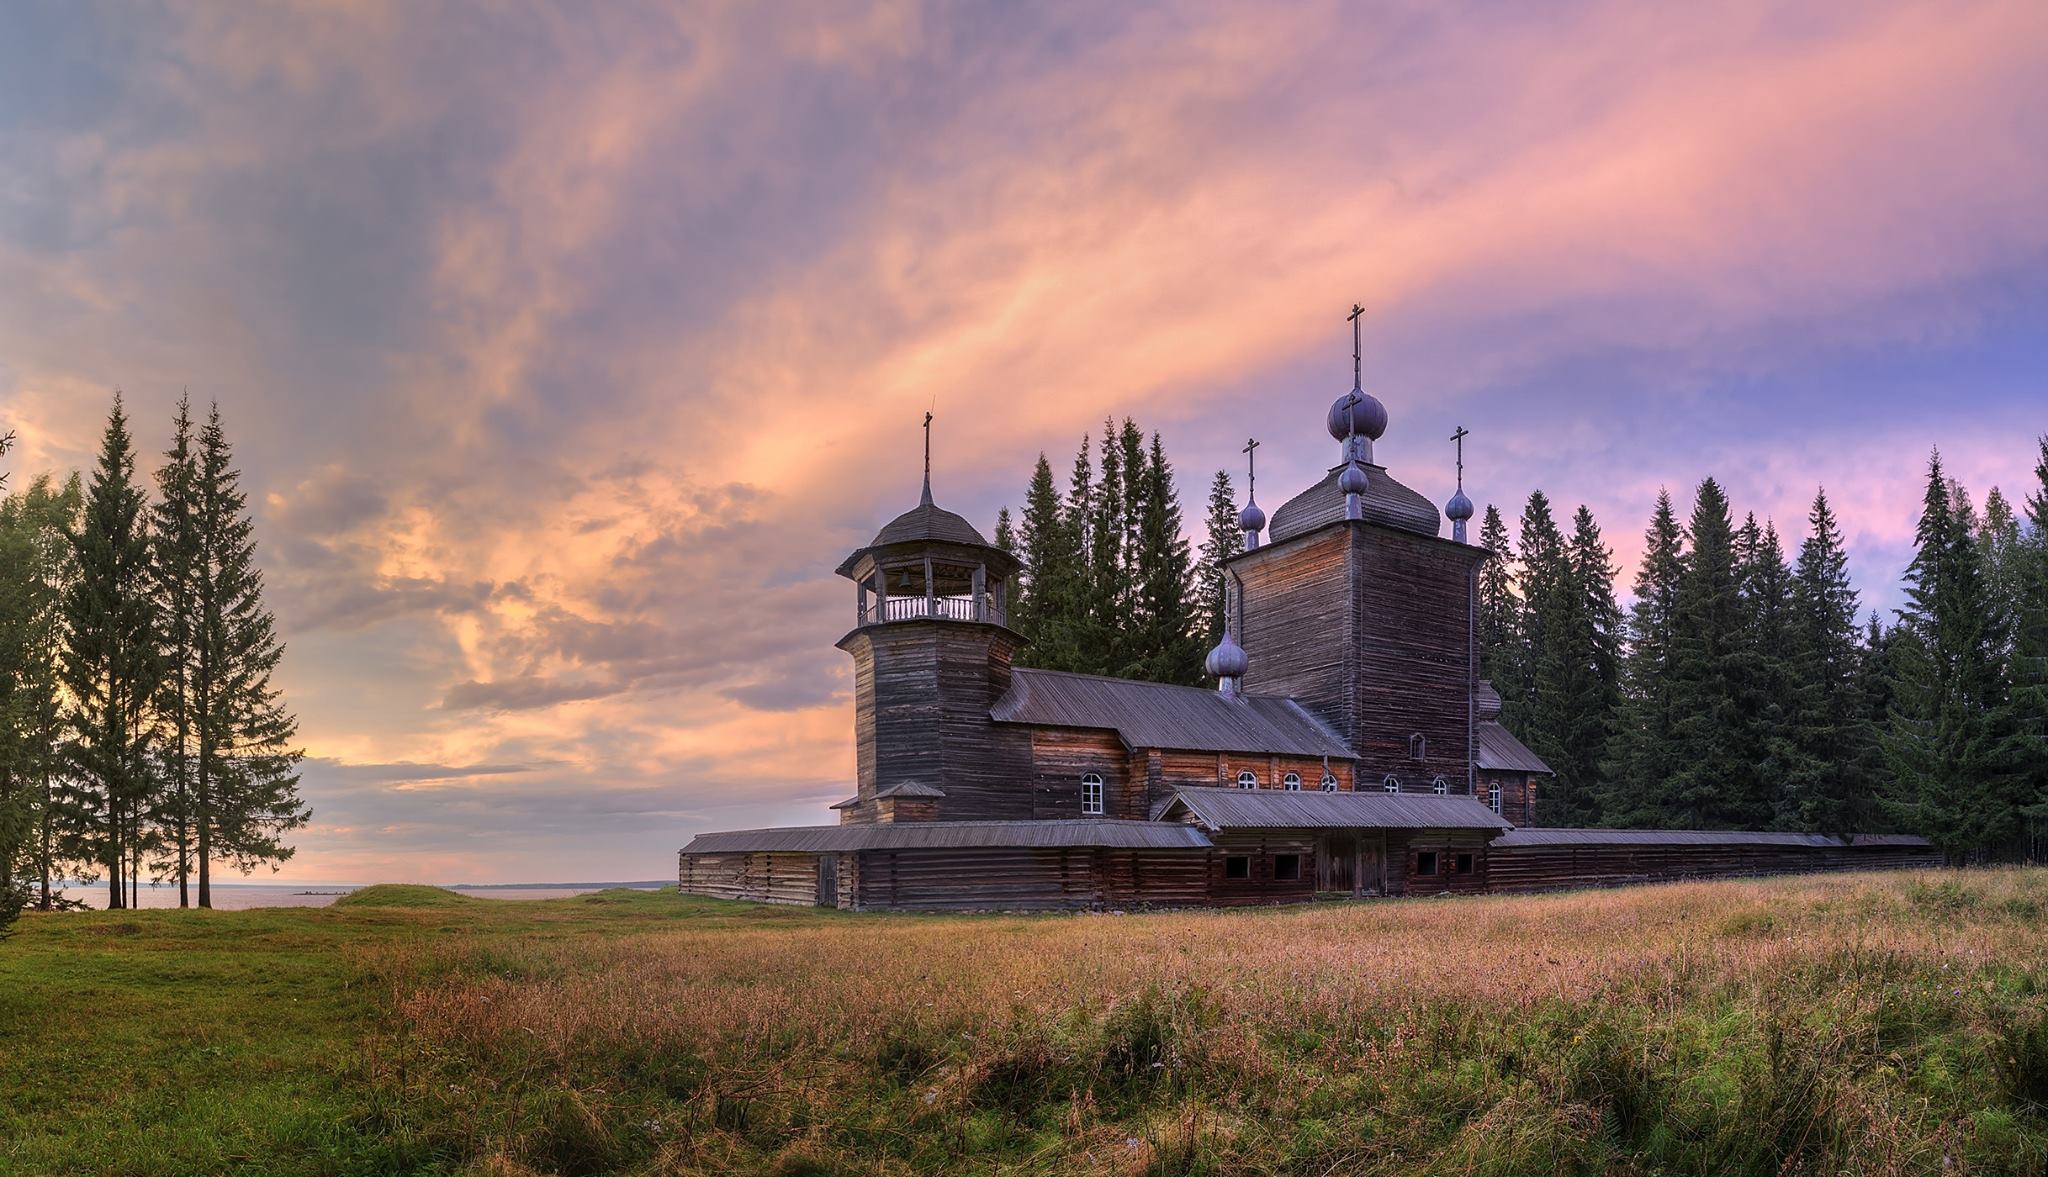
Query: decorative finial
921,410,934,506
1349,303,1365,390
1238,437,1266,548
1445,425,1474,542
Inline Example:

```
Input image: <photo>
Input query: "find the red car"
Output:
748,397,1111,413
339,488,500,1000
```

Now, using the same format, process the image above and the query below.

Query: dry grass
356,870,2048,1175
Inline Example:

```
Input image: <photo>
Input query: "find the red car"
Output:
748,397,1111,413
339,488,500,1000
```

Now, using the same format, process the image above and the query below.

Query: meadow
3,871,2046,1176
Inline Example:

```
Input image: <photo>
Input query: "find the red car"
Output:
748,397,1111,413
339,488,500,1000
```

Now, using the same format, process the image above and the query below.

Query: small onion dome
1337,461,1370,496
1204,630,1248,679
1327,389,1388,442
1237,497,1267,533
1445,487,1474,522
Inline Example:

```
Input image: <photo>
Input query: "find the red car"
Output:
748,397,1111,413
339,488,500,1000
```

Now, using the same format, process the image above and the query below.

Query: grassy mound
332,884,478,909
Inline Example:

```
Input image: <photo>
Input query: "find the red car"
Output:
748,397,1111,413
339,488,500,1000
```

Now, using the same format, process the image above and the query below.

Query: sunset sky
2,1,2044,884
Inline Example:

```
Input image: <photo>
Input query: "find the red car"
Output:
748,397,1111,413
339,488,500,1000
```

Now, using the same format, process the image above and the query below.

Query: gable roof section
990,668,1351,757
1476,721,1553,774
1268,463,1442,541
1156,788,1512,832
682,820,1215,854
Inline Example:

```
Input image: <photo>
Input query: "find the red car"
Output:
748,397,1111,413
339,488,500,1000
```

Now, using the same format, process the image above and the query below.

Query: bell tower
832,416,1028,824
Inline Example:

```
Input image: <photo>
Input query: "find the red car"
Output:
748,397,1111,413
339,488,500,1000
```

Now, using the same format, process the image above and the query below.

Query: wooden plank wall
678,851,820,906
1350,528,1480,789
1204,832,1319,906
1487,841,1945,894
1237,529,1356,741
1028,729,1129,819
1394,830,1493,897
851,847,1214,911
1479,771,1535,826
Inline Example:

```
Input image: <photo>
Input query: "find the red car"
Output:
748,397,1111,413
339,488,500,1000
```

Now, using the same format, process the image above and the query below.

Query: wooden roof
1155,788,1512,832
1475,721,1552,775
1267,462,1442,541
682,820,1215,854
990,668,1352,757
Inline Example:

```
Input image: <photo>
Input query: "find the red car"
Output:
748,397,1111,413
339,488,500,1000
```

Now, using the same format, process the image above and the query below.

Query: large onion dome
1327,390,1388,442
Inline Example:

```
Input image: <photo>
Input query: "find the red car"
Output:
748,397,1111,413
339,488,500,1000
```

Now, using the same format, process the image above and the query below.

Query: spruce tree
1502,491,1565,740
1,474,84,912
1194,470,1240,650
1600,490,1685,826
1882,451,2023,860
190,406,308,905
2007,439,2048,855
1540,505,1621,826
1476,505,1518,689
0,430,21,935
1978,486,2021,664
1086,422,1124,676
1012,454,1066,662
152,397,202,905
59,394,160,908
1662,478,1748,828
1736,517,1798,829
1778,490,1871,833
1131,434,1202,684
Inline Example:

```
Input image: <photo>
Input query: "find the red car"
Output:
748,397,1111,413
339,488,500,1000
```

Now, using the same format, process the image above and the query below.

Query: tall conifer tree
1882,452,2022,859
152,397,202,905
59,395,160,908
1662,478,1749,828
190,406,308,905
1194,470,1240,650
0,473,83,911
2011,440,2048,854
1778,490,1871,832
1601,490,1684,825
1476,505,1517,689
1736,518,1797,828
1132,434,1201,684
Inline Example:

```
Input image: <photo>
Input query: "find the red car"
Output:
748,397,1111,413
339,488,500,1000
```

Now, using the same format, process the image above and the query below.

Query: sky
1,1,2044,885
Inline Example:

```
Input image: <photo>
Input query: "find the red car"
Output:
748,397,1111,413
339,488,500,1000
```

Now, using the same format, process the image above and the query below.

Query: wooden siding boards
1029,728,1129,820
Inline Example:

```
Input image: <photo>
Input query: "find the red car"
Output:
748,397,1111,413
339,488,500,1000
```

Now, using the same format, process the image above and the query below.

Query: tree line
994,420,2047,861
1482,444,2048,860
0,395,306,933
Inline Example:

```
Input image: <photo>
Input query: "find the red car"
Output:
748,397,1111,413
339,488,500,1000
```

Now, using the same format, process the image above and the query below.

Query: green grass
3,874,2046,1175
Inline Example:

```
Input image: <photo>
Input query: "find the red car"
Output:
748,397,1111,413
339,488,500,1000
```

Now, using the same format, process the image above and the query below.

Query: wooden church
680,340,1935,910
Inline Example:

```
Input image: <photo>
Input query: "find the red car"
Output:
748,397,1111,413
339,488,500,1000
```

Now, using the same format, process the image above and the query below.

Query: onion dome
1327,390,1388,442
1337,461,1370,496
1237,497,1267,533
1204,629,1248,679
1445,487,1474,522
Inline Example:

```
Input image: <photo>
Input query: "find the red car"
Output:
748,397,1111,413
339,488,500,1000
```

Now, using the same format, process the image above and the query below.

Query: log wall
850,847,1212,911
1487,840,1944,894
677,851,821,906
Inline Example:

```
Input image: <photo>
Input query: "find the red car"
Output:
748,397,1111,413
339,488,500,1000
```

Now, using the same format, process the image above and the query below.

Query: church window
1320,774,1338,792
1383,774,1400,793
1283,772,1302,791
1081,773,1104,816
1236,770,1258,789
1454,852,1475,875
1416,850,1439,876
1527,782,1538,822
1273,854,1301,881
1224,855,1250,879
1432,776,1449,795
1409,733,1426,760
1488,783,1502,814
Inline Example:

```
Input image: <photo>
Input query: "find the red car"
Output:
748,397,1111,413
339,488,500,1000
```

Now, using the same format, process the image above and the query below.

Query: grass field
3,871,2047,1175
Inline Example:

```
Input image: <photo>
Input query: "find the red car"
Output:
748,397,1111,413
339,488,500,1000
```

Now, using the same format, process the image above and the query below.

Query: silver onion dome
1327,390,1388,442
1337,461,1370,496
1204,630,1248,679
1445,487,1474,522
1237,497,1267,533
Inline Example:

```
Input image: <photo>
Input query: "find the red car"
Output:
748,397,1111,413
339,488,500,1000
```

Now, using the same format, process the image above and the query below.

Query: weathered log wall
851,847,1212,911
677,851,821,906
1487,840,1943,893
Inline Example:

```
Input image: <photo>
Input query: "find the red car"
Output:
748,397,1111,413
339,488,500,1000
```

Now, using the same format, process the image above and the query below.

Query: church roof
1492,828,1930,849
1155,788,1512,832
1267,463,1441,542
1476,721,1552,775
682,819,1215,854
870,499,989,549
991,668,1351,757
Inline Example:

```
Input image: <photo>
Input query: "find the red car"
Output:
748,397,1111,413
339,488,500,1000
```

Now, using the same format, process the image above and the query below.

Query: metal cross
1450,425,1469,490
920,411,935,503
1242,436,1259,501
1347,303,1366,389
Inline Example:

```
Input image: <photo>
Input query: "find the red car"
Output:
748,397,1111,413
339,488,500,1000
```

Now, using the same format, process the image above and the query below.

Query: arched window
1408,733,1427,760
1320,773,1339,792
1282,772,1302,791
1383,774,1401,794
1080,773,1104,816
1432,776,1449,795
1236,770,1258,790
1488,782,1503,814
1526,782,1538,822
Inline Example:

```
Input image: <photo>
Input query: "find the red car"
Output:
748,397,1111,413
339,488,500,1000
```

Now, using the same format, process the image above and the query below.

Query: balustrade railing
860,594,1003,625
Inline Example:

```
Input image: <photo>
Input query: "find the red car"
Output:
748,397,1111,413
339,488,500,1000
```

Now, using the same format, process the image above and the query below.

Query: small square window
1454,852,1475,875
1416,850,1439,877
1224,855,1250,880
1273,854,1301,881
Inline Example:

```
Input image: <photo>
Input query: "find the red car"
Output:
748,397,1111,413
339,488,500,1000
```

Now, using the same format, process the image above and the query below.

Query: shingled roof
1492,828,1932,848
991,668,1351,757
1155,788,1513,832
1476,722,1552,775
1268,463,1442,541
682,820,1215,854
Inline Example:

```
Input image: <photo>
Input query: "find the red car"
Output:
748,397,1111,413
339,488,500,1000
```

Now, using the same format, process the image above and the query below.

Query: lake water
63,882,672,911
